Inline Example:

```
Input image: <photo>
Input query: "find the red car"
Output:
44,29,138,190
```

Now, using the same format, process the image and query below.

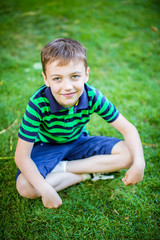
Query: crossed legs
16,141,132,199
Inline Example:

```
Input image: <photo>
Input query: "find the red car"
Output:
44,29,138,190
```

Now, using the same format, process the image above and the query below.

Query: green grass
1,0,160,239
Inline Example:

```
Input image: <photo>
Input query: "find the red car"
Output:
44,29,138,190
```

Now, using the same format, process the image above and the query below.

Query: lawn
0,0,160,239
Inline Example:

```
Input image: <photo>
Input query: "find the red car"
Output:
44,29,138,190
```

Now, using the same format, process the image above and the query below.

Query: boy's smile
42,60,89,108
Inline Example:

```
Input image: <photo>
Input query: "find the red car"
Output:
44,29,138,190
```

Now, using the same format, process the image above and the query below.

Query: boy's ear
42,72,49,87
85,67,90,83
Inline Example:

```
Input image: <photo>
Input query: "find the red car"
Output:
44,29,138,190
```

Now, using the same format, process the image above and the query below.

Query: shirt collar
44,85,89,113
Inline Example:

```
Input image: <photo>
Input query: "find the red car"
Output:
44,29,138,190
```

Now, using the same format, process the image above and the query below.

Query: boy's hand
41,184,62,209
122,162,145,186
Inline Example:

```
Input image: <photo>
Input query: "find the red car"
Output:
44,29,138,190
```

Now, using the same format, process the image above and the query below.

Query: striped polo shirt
18,83,119,144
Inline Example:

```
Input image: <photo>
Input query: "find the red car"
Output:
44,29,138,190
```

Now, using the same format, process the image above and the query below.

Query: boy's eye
72,75,80,80
53,77,61,81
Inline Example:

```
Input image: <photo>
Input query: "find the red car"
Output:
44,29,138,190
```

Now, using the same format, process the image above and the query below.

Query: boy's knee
16,174,38,199
16,175,28,197
122,144,132,168
112,141,133,168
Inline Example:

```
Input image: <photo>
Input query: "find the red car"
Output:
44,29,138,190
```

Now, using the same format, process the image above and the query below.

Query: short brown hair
41,38,88,75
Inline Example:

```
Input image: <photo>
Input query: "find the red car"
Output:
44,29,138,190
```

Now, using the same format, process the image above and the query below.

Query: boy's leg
66,140,132,174
16,136,131,199
16,172,84,199
16,173,40,199
45,172,83,192
16,142,85,199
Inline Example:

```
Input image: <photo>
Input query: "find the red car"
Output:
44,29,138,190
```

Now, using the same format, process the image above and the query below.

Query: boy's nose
63,79,73,91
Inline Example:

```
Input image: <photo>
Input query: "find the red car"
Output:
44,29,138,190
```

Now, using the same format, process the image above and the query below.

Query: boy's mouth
61,92,76,98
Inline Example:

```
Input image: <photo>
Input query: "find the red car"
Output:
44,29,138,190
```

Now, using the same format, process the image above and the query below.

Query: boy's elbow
14,149,20,166
14,138,33,166
14,146,23,166
130,123,138,134
123,122,138,136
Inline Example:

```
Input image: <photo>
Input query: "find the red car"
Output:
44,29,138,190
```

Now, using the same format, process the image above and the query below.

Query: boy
15,38,145,209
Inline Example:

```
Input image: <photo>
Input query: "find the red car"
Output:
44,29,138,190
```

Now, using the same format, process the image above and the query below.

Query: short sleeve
90,87,119,123
18,99,42,142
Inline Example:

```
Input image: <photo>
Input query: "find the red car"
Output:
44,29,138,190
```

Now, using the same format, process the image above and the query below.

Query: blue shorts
16,132,121,179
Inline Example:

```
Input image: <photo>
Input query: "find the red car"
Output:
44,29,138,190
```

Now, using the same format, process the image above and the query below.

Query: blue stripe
28,100,42,117
25,110,40,122
92,88,100,106
94,95,106,112
107,112,119,123
102,107,118,121
98,102,112,116
41,119,90,131
18,133,35,142
19,126,37,137
43,114,90,125
40,126,83,137
38,127,83,143
38,101,50,108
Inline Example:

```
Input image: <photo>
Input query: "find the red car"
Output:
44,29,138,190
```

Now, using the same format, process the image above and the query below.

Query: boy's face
42,60,89,108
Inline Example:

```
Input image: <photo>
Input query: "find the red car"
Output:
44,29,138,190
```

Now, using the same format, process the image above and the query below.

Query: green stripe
42,122,86,134
100,104,115,118
36,132,48,142
92,92,102,111
43,113,66,122
105,112,118,122
39,105,51,114
88,88,96,97
19,129,35,140
21,121,38,133
38,129,67,142
39,125,82,140
43,116,90,128
23,114,40,127
26,104,41,119
97,100,110,115
110,113,118,121
35,96,49,104
42,124,70,133
43,120,66,128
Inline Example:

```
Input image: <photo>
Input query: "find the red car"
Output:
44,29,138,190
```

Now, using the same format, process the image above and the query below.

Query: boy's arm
15,138,62,208
111,113,145,186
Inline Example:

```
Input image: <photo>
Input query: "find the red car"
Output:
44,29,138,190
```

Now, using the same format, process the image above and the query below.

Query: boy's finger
122,177,133,186
124,181,133,186
122,178,127,184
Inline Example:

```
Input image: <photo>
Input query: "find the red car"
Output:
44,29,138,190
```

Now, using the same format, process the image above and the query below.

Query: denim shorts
16,132,121,179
